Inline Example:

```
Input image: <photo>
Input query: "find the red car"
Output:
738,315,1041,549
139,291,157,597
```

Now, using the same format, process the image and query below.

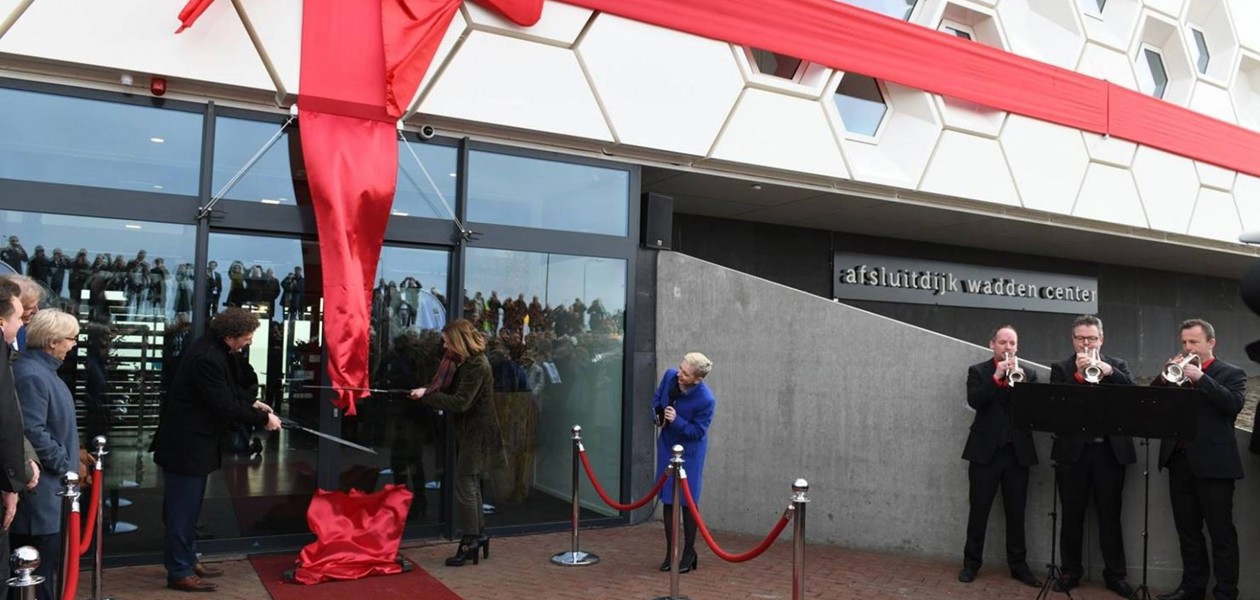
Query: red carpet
249,553,462,600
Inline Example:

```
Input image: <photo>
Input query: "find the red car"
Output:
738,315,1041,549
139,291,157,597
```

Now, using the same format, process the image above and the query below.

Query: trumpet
1004,352,1025,385
1082,347,1103,384
1162,353,1201,386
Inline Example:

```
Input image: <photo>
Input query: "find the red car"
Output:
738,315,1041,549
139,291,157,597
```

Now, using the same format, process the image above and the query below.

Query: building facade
2,0,1259,565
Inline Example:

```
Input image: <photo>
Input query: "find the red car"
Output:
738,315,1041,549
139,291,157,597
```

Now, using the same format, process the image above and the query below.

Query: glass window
0,87,202,195
1190,28,1210,74
1138,47,1170,99
467,151,630,236
834,75,889,137
334,245,451,525
0,210,196,555
212,117,299,205
465,248,627,522
841,0,917,20
395,140,458,219
749,48,803,80
942,24,974,40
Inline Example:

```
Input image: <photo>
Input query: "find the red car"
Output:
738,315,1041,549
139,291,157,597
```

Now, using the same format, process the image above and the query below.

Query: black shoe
677,552,698,574
1011,571,1042,588
444,536,481,567
1053,576,1080,593
957,568,976,583
659,557,671,572
1106,579,1134,598
479,534,490,559
1156,589,1205,600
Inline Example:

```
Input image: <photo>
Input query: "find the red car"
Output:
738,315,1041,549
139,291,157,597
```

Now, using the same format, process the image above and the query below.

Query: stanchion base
650,596,689,600
550,550,600,566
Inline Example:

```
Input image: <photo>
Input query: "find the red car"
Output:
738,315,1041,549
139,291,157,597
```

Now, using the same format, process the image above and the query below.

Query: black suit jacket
1049,353,1137,466
152,333,268,476
0,343,29,492
1157,359,1246,479
963,359,1038,467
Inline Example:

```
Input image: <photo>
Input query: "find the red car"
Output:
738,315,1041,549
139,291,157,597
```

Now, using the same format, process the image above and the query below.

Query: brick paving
71,523,1143,599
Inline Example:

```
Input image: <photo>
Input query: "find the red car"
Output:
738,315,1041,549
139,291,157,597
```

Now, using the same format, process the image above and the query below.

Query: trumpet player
958,325,1041,588
1152,319,1245,600
1049,315,1135,597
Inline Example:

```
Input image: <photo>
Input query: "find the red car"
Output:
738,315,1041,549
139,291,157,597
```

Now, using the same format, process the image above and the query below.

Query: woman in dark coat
11,309,80,600
410,318,505,566
651,352,716,574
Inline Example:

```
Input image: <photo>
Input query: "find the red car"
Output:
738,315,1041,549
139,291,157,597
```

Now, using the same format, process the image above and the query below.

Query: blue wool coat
652,368,716,506
12,349,79,536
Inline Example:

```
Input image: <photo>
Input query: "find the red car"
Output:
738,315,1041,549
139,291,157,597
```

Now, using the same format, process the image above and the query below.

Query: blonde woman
410,318,505,566
11,308,80,600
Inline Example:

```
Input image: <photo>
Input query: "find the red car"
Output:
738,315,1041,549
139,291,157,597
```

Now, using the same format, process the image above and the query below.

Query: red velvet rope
79,474,102,554
680,477,791,563
578,449,669,511
62,510,81,600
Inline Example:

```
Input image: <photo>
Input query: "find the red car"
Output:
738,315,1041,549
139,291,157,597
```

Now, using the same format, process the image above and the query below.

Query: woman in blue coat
652,352,715,574
12,308,80,600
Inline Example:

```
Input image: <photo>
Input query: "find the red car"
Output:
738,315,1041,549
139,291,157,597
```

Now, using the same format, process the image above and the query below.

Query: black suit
1155,359,1245,600
152,333,267,582
0,342,32,586
1049,353,1134,585
961,358,1038,575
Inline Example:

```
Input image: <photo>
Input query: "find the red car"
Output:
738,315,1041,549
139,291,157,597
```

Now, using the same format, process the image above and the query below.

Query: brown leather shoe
167,575,218,592
194,563,224,578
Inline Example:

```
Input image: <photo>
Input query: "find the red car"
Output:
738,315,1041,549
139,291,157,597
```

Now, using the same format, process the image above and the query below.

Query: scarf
427,349,465,393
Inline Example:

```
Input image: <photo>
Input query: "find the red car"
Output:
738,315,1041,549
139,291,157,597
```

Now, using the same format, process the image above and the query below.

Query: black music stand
1013,383,1199,600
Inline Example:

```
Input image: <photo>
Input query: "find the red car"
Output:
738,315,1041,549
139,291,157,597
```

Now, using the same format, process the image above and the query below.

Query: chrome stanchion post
791,479,809,600
91,436,117,600
58,471,81,600
651,445,687,600
550,425,600,566
7,546,43,600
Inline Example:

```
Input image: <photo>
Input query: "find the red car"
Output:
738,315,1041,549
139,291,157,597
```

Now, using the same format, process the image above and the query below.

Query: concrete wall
656,251,1260,595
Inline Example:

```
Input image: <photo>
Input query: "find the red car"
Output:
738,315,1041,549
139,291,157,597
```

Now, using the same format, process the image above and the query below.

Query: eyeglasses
1073,335,1100,343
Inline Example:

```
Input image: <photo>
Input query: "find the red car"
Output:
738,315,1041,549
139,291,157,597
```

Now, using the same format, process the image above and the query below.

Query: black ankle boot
478,534,490,559
445,536,481,567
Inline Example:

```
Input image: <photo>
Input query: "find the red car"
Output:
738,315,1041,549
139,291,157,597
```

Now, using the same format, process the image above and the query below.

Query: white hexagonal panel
405,10,468,117
997,0,1087,69
578,14,744,155
463,1,591,45
1187,187,1242,241
1234,174,1260,231
1131,146,1199,233
1195,160,1236,191
1131,10,1195,104
733,46,833,99
233,0,302,100
920,131,1021,206
1000,115,1089,214
1145,0,1185,17
1188,79,1237,123
1074,163,1149,227
836,82,943,189
1182,0,1239,86
1077,42,1140,90
709,89,849,180
1228,0,1260,53
0,0,276,93
927,1,1008,136
1082,132,1138,167
1077,0,1142,52
1230,51,1260,131
420,32,611,141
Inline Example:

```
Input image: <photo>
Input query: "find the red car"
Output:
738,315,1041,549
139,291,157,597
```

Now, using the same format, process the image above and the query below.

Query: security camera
417,124,436,140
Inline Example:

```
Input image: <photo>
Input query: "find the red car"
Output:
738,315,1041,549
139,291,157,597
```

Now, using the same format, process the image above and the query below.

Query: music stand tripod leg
1035,462,1073,600
1127,439,1155,600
